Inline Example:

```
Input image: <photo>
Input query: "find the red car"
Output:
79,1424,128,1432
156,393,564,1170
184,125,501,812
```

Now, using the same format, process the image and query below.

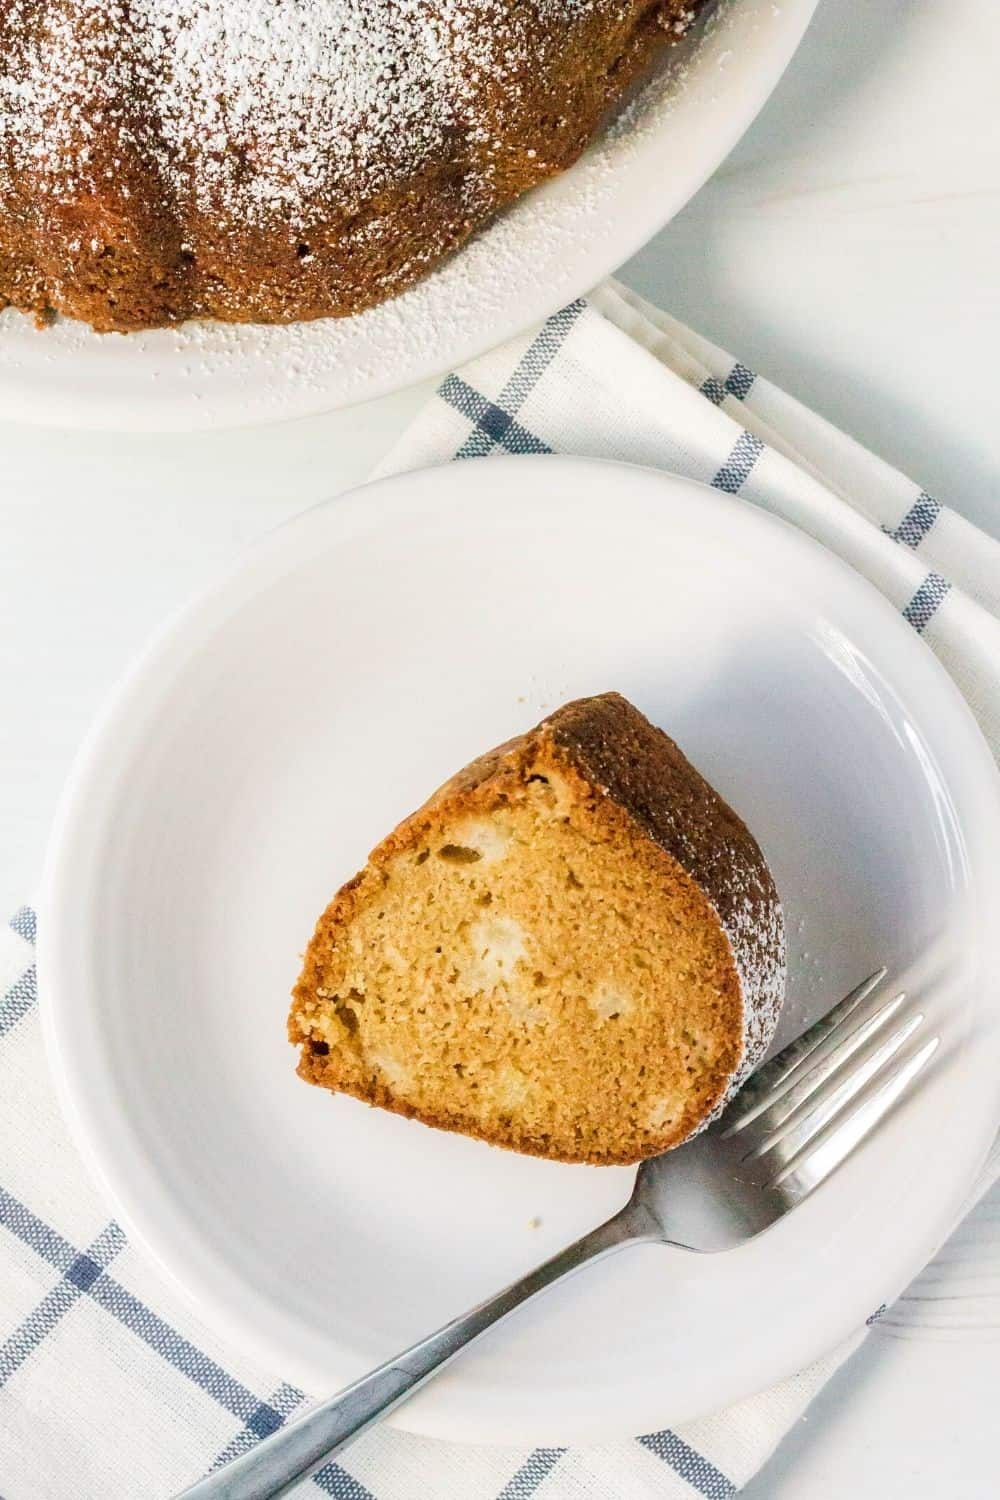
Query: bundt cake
0,1,704,333
289,693,785,1166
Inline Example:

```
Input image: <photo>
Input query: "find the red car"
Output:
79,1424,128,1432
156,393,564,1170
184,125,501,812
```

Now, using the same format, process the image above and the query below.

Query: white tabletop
2,0,998,1491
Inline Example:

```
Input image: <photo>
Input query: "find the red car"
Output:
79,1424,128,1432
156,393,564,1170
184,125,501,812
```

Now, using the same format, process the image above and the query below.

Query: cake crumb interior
292,772,743,1164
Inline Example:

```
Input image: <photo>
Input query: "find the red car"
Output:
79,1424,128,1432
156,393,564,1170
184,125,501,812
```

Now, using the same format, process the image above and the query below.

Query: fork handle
177,1200,657,1500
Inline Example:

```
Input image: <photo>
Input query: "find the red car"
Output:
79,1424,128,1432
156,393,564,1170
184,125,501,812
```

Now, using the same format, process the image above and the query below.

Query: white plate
40,457,1000,1444
0,0,816,432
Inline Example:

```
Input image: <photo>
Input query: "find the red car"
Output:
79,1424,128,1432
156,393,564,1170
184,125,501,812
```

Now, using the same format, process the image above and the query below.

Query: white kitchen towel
4,283,1000,1500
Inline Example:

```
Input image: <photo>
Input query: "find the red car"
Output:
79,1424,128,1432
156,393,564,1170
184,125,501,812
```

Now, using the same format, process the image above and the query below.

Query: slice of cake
289,693,785,1165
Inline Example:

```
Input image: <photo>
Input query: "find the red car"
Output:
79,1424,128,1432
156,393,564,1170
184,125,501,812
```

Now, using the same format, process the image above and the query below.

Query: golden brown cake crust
0,1,705,332
290,694,785,1164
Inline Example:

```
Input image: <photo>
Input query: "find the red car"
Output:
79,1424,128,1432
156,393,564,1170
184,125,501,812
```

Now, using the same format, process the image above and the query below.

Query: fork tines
721,969,939,1199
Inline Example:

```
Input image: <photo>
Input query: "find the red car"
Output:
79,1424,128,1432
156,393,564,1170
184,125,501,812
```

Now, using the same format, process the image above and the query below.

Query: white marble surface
1,0,998,1491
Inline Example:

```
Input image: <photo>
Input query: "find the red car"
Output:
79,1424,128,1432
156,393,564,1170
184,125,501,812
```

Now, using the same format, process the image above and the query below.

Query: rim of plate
38,457,1000,1443
0,0,817,432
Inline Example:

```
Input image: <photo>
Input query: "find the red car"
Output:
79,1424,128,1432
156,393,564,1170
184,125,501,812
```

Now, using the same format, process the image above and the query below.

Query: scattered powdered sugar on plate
0,0,815,428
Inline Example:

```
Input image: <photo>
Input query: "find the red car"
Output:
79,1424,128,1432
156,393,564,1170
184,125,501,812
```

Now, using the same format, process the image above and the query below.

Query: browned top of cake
0,1,704,330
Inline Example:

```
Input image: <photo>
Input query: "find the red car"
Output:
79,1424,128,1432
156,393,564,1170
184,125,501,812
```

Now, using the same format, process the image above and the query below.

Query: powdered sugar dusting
134,0,479,222
712,840,786,1103
0,0,812,428
0,0,641,230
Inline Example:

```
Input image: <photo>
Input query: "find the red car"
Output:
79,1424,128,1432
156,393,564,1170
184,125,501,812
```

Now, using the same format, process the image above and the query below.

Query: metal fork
179,968,937,1500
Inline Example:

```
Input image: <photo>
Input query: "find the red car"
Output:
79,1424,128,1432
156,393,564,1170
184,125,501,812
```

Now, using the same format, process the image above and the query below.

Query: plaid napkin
4,283,1000,1500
